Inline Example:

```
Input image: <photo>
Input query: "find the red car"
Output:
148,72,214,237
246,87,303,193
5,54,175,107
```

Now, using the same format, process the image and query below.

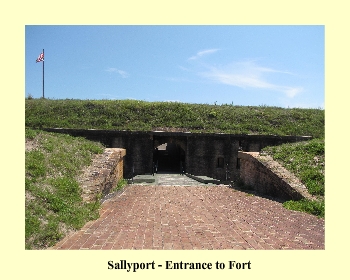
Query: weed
25,128,39,139
113,178,128,192
283,199,325,218
25,150,46,178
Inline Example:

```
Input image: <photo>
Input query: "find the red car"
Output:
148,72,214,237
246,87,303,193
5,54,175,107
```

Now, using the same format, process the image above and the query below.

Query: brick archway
153,136,186,173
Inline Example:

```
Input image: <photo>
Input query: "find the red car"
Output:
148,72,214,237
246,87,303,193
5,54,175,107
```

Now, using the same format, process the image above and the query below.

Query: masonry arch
153,136,186,173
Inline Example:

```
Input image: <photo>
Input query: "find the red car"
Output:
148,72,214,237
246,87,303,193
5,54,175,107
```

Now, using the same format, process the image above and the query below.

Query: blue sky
25,25,324,108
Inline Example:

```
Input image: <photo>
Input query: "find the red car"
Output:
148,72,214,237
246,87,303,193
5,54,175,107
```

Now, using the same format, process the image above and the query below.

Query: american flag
36,52,44,63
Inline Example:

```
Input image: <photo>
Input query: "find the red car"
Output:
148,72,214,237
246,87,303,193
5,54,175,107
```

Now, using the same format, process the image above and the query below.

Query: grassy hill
262,138,325,218
25,129,105,249
25,99,325,138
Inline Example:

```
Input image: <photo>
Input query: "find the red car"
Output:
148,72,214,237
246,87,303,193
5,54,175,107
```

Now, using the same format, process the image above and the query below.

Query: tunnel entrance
42,128,313,180
153,142,186,173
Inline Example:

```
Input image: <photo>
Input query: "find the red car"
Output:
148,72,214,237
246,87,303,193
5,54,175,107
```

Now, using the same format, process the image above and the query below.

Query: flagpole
42,49,45,98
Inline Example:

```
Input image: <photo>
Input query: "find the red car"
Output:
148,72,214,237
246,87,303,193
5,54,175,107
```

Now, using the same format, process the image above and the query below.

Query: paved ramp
133,173,222,186
51,183,324,250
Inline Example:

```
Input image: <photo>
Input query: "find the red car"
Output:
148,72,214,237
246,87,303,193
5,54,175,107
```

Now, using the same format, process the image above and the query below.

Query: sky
25,25,324,108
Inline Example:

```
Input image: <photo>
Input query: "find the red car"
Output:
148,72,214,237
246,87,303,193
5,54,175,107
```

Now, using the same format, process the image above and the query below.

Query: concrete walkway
134,172,221,186
51,175,324,250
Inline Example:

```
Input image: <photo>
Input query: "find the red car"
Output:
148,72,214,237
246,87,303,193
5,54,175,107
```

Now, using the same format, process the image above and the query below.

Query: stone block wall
238,151,313,201
78,148,126,202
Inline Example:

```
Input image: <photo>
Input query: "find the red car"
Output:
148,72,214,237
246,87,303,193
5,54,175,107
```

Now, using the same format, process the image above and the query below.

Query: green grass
113,179,128,192
283,199,325,218
25,128,105,249
25,99,324,138
262,138,325,218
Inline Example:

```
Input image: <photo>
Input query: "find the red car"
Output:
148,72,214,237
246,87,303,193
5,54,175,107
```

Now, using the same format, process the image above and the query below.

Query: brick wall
238,151,313,201
112,133,153,178
186,135,235,180
78,148,126,202
43,128,312,182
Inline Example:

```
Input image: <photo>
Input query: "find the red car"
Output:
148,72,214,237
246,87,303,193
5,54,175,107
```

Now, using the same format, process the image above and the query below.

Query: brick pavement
51,182,324,250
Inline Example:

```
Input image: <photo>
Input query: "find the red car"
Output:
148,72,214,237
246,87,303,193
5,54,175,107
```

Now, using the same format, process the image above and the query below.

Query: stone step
130,174,156,184
185,173,221,184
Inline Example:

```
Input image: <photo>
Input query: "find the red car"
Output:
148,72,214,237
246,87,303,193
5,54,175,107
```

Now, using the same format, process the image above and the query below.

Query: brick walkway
51,183,324,250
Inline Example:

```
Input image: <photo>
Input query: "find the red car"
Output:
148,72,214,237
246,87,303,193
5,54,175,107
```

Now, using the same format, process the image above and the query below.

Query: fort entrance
153,135,186,173
43,128,312,182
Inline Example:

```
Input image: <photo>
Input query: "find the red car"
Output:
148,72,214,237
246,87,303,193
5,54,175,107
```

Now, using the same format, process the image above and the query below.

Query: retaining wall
78,148,126,202
238,151,313,201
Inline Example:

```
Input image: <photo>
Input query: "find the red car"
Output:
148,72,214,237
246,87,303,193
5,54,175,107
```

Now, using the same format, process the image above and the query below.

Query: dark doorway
153,142,185,173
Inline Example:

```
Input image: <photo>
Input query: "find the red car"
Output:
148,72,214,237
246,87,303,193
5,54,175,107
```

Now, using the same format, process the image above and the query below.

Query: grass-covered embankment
25,99,324,138
262,138,325,218
25,128,105,249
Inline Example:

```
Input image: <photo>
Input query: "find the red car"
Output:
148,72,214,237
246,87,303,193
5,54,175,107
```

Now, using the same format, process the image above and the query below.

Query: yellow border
2,1,346,279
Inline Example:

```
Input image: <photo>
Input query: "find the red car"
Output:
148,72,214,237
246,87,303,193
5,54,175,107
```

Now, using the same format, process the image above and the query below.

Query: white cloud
188,49,219,60
106,67,129,78
283,87,303,98
200,61,303,98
